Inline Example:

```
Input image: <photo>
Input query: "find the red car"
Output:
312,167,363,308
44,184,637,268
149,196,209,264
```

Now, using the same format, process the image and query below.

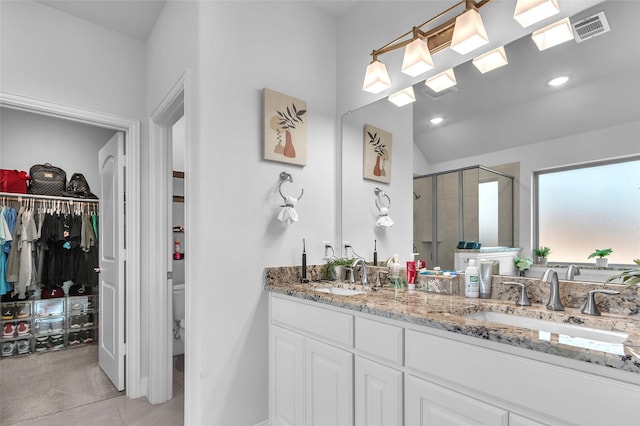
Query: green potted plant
534,246,551,265
322,258,355,281
605,259,640,287
588,248,613,268
514,255,533,277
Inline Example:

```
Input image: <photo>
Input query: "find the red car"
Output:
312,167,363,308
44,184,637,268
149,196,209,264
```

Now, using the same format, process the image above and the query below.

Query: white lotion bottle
465,259,480,298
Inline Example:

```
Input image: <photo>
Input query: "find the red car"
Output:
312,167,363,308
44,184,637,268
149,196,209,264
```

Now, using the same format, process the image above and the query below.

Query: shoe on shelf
80,330,93,343
50,334,64,350
69,315,82,329
17,321,30,335
2,341,16,356
34,321,50,334
15,303,30,318
1,305,14,320
35,336,49,352
84,313,93,327
68,331,80,345
82,329,94,344
70,302,83,314
50,318,64,333
17,339,30,354
3,323,16,338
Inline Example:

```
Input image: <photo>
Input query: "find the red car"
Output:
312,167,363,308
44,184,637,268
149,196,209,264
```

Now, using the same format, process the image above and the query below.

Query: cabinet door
306,339,353,426
271,326,305,426
355,356,402,426
405,375,508,426
509,413,550,426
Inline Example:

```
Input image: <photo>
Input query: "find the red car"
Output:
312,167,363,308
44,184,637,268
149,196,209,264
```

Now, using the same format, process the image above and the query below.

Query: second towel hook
374,187,390,211
279,171,304,204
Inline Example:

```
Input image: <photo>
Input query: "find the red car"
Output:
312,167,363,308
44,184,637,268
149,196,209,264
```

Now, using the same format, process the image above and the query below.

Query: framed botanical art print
363,124,392,183
263,88,307,166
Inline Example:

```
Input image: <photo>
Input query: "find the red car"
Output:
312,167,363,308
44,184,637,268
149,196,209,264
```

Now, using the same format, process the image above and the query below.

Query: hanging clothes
16,208,38,298
1,195,99,299
0,207,15,296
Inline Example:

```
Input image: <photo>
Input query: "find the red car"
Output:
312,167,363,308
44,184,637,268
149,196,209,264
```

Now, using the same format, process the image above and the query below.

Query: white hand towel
376,207,394,227
278,196,299,224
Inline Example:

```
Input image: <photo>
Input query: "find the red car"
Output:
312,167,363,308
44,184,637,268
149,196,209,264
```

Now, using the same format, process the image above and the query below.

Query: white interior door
98,132,126,391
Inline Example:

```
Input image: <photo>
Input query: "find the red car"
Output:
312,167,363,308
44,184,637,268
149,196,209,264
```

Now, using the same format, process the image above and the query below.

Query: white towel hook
374,187,391,211
279,171,304,204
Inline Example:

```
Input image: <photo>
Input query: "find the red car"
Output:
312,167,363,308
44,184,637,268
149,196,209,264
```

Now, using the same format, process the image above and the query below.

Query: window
535,157,640,265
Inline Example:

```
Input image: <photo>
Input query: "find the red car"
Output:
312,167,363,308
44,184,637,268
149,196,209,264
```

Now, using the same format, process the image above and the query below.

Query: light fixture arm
369,0,491,62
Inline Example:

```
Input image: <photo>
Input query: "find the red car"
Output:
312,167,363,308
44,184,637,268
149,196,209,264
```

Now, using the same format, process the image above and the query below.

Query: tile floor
4,353,184,426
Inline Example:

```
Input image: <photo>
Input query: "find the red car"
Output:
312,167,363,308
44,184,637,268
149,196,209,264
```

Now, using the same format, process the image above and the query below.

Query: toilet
172,283,185,355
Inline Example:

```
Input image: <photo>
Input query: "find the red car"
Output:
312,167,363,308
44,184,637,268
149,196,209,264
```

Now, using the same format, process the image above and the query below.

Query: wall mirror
340,0,640,281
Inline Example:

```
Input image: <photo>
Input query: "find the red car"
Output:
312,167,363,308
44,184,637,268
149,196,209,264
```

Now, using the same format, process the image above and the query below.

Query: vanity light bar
472,46,508,74
362,60,392,94
388,87,416,107
425,68,457,93
531,17,575,51
513,0,560,28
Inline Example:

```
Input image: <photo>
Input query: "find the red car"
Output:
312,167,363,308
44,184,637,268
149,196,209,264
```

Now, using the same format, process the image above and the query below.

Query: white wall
0,108,116,191
148,1,338,424
0,0,146,119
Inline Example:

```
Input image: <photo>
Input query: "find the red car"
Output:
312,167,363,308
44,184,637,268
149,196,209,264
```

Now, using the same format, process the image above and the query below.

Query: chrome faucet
541,268,564,311
351,258,369,286
566,264,581,281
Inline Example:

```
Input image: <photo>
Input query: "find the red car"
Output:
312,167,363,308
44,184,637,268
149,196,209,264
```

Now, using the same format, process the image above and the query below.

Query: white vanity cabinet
269,293,640,426
270,325,305,426
306,338,353,426
355,356,403,426
270,295,354,426
354,317,404,426
405,374,508,425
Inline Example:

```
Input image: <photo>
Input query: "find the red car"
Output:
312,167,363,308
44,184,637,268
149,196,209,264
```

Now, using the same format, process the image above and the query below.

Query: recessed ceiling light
547,75,569,86
430,117,444,125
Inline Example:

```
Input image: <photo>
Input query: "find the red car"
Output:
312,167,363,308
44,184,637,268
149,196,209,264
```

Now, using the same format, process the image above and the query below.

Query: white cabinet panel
355,317,403,367
405,375,508,426
271,326,305,426
272,295,354,348
355,356,402,426
509,413,551,426
306,339,353,426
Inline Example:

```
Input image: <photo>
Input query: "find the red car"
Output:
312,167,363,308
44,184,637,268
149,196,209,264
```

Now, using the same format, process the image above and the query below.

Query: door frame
148,71,189,405
0,91,143,398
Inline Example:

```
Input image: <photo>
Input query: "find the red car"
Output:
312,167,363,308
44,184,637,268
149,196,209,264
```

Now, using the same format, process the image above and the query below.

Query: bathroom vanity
266,268,640,426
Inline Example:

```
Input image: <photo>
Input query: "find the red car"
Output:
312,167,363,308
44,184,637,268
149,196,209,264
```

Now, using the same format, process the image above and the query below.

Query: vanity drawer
355,316,403,367
271,295,354,348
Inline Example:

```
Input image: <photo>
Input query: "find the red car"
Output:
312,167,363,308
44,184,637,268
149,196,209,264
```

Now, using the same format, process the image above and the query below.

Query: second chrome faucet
541,268,564,311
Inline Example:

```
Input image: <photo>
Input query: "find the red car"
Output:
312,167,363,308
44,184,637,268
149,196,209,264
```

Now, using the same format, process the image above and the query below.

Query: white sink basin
313,287,366,296
465,311,628,355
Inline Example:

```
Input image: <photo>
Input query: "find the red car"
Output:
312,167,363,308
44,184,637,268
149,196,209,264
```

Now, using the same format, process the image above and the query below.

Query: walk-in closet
0,107,121,424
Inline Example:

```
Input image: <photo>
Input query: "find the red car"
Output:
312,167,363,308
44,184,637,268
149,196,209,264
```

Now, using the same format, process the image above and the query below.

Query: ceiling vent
417,84,458,101
572,11,611,43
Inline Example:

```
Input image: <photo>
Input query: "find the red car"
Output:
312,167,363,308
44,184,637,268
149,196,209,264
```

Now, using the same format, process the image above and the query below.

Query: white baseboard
251,420,269,426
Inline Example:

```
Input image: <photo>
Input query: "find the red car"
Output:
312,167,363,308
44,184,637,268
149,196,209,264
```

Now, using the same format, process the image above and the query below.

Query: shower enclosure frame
414,165,515,270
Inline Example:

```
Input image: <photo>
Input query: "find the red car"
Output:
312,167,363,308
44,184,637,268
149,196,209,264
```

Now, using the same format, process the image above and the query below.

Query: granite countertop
265,266,640,376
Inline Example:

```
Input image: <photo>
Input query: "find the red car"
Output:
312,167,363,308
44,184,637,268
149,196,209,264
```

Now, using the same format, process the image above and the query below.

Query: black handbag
64,173,98,199
28,163,67,196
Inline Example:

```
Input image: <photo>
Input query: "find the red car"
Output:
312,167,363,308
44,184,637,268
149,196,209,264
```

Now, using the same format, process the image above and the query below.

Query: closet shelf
0,192,99,203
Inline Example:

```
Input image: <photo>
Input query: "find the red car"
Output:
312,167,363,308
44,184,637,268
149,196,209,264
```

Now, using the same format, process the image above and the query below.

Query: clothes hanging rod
0,192,99,203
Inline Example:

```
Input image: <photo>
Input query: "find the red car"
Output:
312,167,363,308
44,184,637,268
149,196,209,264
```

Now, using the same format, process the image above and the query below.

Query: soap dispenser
388,254,402,288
